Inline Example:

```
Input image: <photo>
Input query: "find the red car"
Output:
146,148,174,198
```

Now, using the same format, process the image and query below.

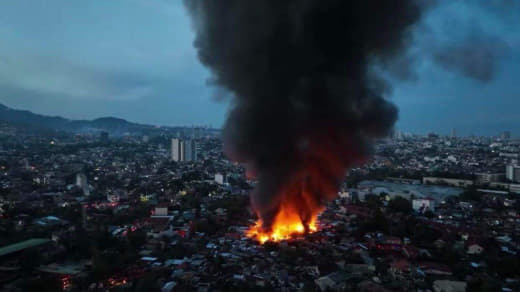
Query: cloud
0,51,156,101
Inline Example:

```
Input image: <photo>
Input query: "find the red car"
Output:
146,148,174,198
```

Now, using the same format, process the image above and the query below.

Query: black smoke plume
184,0,427,230
433,31,510,82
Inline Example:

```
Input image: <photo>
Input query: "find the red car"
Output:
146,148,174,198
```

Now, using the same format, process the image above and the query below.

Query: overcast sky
0,0,518,136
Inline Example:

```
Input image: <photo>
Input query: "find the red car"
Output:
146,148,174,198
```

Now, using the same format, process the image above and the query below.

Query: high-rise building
171,138,197,162
502,131,511,140
172,138,183,161
184,139,197,162
506,163,520,183
451,128,456,138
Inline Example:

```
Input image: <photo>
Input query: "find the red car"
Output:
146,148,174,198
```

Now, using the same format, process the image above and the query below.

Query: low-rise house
390,259,410,276
432,280,466,292
467,243,484,255
413,198,435,212
418,262,452,276
314,272,349,292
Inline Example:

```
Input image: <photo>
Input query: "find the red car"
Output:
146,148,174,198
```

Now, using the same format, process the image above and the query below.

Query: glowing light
246,201,321,244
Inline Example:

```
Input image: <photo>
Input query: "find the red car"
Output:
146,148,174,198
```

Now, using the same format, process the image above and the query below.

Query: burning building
184,0,429,242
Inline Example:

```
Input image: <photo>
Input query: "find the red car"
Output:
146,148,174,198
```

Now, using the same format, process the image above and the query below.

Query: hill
0,103,154,135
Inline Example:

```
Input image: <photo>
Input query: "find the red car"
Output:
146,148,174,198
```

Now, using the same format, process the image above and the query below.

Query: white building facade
171,138,197,162
412,198,435,212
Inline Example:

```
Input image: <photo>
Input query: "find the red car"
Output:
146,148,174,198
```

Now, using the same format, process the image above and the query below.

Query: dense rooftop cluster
356,133,518,180
0,127,519,291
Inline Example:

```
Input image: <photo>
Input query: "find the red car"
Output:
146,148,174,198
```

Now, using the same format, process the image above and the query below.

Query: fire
245,130,359,244
247,201,322,244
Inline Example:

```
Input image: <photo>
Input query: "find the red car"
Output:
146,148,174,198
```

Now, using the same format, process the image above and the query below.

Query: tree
388,196,412,214
412,224,440,245
20,249,42,271
128,230,147,249
365,194,381,209
135,274,161,292
467,274,501,292
487,255,520,278
424,210,435,218
364,209,388,232
460,187,482,202
91,247,113,281
21,276,62,292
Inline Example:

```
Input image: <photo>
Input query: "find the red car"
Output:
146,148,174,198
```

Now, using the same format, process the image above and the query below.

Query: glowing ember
247,201,322,244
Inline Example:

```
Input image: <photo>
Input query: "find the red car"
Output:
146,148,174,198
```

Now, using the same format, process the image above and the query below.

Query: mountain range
0,103,156,135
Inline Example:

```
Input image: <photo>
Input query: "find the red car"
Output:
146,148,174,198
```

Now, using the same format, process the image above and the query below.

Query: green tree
424,210,435,218
364,209,388,232
21,276,62,292
135,274,161,292
20,249,42,271
467,274,501,292
460,187,482,202
128,230,147,249
388,196,412,214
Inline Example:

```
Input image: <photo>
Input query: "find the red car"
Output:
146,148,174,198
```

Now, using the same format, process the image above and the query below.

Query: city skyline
0,101,515,138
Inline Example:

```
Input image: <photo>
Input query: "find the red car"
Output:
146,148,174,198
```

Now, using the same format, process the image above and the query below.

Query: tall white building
171,139,197,162
171,138,183,162
76,173,90,196
506,163,520,183
184,139,197,162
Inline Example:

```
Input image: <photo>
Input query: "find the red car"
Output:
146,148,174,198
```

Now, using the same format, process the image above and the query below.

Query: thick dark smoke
184,0,426,230
433,30,510,82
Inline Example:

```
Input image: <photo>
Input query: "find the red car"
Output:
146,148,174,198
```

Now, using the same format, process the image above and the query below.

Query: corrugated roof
0,238,51,257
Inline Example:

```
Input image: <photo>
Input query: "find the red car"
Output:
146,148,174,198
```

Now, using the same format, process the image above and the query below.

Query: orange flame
247,201,322,244
245,129,359,244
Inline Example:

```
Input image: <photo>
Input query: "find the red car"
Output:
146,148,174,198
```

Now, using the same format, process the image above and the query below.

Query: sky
0,0,518,136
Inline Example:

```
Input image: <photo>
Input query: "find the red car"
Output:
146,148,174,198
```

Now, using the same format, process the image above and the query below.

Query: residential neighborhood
0,126,519,291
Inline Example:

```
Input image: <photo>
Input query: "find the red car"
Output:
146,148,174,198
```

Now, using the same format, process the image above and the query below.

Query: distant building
171,138,197,162
467,244,484,255
193,127,202,139
451,128,456,138
475,173,504,184
423,177,474,187
499,152,519,159
76,173,90,196
509,183,520,194
433,280,466,292
171,138,183,162
184,139,197,162
154,206,168,216
215,173,226,185
107,194,120,203
506,163,520,183
501,131,511,140
412,198,435,213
